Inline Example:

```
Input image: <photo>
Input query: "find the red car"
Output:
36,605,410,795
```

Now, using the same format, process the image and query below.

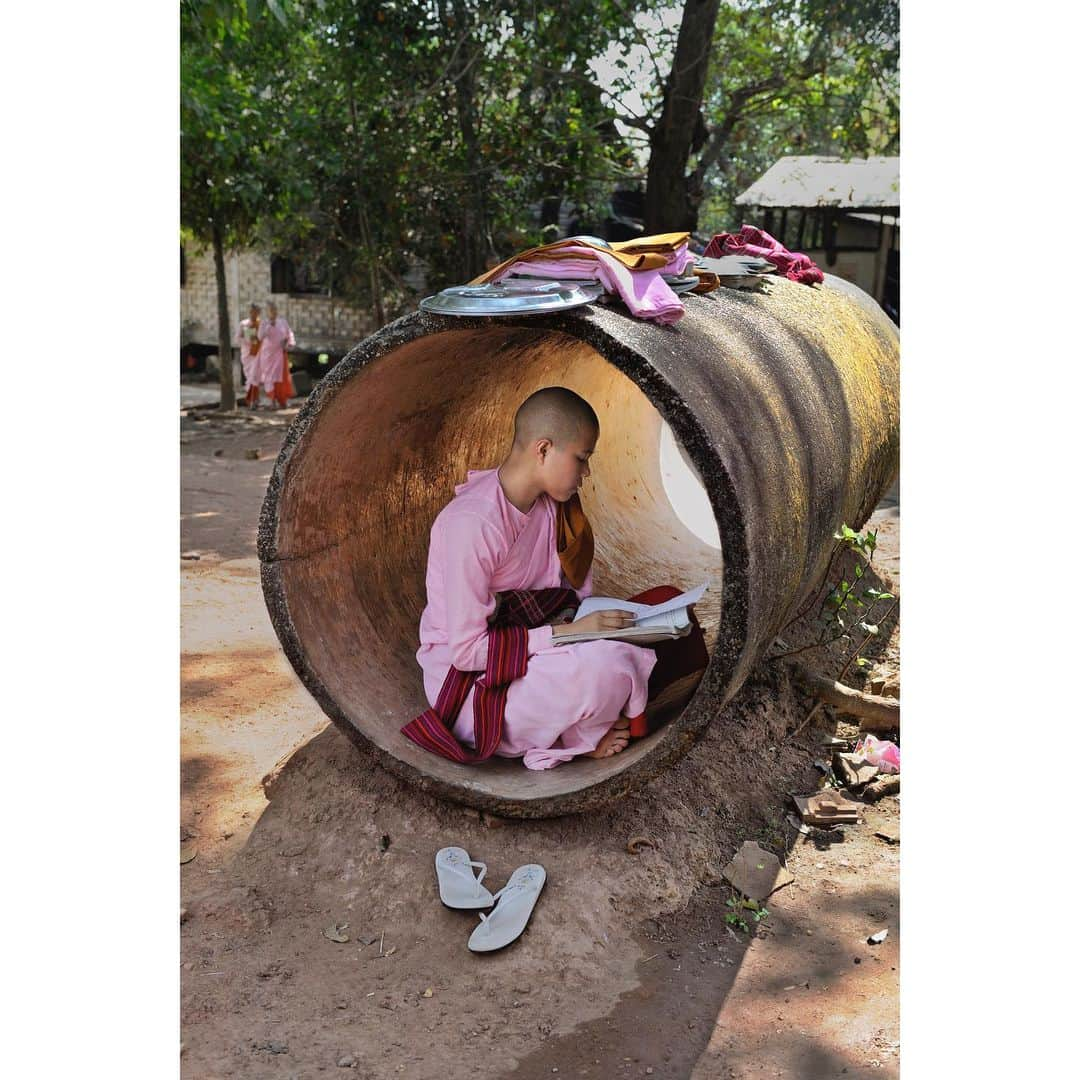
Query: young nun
403,387,658,770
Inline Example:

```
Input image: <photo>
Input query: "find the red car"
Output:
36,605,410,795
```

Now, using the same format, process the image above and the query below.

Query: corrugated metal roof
734,156,899,208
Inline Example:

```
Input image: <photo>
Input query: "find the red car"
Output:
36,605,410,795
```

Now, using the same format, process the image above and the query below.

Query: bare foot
585,718,631,759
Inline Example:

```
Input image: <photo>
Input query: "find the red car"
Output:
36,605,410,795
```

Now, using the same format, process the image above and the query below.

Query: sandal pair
435,846,545,953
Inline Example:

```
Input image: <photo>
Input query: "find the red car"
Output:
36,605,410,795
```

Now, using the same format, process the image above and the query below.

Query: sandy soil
181,404,900,1079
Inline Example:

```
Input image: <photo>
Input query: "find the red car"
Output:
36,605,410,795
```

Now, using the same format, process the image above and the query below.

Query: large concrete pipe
259,275,899,818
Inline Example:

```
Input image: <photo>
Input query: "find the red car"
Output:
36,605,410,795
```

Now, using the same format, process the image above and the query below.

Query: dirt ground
181,402,900,1080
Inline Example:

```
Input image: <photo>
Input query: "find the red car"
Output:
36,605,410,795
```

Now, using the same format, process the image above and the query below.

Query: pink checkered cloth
703,225,824,285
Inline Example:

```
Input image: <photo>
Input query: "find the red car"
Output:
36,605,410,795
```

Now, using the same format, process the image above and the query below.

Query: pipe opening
270,325,724,805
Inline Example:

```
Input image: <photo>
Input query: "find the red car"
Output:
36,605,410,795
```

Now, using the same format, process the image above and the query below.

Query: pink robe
255,317,295,392
236,318,261,386
416,469,656,770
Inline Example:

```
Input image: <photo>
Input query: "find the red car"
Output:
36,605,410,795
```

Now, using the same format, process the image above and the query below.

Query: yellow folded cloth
609,231,690,254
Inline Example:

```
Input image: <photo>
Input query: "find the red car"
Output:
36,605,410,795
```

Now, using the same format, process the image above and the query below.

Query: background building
180,247,377,386
734,155,899,323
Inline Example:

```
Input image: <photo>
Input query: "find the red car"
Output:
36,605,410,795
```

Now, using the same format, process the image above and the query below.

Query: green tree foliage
692,0,899,233
180,0,899,339
260,0,650,320
181,1,302,406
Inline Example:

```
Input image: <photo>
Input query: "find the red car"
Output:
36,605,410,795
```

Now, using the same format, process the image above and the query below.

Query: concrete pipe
259,275,899,818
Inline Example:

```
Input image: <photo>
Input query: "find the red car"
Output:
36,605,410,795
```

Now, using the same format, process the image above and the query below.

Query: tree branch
608,0,669,89
692,74,787,182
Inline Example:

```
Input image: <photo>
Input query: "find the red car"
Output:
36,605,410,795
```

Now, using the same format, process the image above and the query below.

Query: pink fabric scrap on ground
854,734,900,774
491,242,695,325
703,225,824,285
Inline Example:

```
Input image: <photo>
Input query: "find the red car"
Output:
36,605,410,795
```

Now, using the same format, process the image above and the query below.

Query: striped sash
401,587,577,764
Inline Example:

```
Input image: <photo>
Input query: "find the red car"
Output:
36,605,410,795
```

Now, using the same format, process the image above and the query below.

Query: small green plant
725,896,770,933
821,526,893,639
774,524,895,663
759,817,786,852
724,907,748,932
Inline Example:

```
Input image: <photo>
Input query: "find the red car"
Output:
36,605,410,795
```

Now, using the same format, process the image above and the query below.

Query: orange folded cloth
690,268,719,294
554,493,594,590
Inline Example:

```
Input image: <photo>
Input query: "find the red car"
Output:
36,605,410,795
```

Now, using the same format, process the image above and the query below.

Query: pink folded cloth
491,243,693,325
656,243,697,276
703,225,824,285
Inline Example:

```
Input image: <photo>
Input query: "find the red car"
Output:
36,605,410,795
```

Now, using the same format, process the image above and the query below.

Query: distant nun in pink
256,301,295,408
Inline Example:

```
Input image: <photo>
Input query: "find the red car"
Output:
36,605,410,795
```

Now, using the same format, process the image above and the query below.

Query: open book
553,583,708,646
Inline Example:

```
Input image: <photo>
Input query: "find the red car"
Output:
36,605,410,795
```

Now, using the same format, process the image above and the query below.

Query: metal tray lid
695,255,776,276
419,279,604,317
661,274,701,294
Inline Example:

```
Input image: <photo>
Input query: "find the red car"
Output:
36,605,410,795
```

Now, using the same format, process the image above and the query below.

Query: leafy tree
693,0,899,233
253,0,649,319
181,1,296,407
611,0,899,233
180,0,899,347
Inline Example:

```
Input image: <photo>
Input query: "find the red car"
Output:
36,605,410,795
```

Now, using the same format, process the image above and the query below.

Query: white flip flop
435,847,495,910
467,864,546,952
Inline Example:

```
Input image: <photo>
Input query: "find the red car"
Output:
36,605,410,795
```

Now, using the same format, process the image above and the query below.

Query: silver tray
419,279,604,317
662,274,701,294
695,255,775,276
564,235,611,248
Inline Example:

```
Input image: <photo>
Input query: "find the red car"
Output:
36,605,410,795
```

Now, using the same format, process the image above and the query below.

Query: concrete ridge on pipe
259,276,899,817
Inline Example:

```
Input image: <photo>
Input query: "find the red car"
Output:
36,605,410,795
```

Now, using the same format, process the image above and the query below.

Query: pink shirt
236,318,261,382
415,469,654,769
418,469,592,673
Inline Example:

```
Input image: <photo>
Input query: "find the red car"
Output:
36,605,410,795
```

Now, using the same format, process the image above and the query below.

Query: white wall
181,246,376,353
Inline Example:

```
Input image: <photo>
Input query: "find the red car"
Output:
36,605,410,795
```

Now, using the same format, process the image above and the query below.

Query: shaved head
512,387,599,449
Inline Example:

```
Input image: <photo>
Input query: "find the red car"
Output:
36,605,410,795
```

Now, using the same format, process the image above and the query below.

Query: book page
635,609,688,632
575,582,707,624
553,623,691,646
575,595,649,620
635,582,708,619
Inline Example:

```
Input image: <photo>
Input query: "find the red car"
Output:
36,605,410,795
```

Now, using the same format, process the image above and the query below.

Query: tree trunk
451,0,489,278
345,32,386,329
644,0,720,234
540,194,562,240
211,218,235,412
358,203,386,328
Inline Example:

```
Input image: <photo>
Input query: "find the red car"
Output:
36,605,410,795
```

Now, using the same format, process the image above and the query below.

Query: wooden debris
862,775,900,802
791,791,860,827
833,752,879,789
790,664,900,733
